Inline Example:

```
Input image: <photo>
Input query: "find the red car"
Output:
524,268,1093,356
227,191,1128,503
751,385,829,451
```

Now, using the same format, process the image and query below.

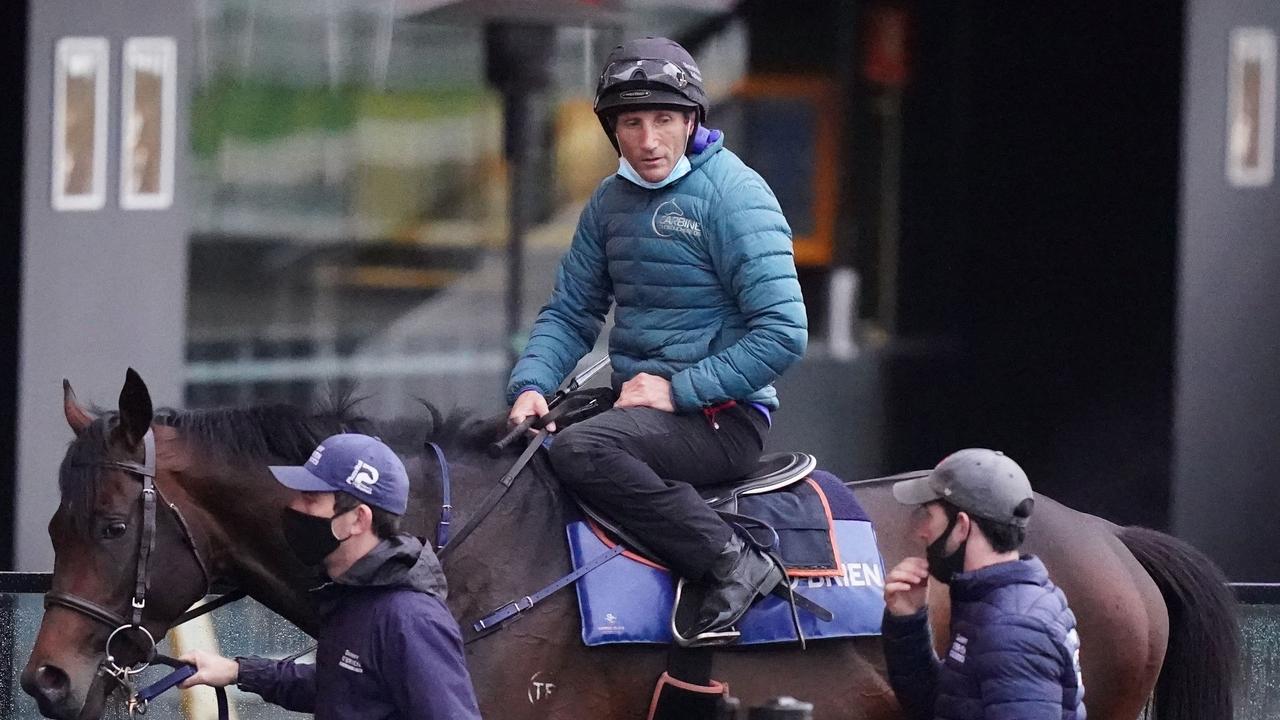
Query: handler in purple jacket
881,449,1086,720
178,433,482,720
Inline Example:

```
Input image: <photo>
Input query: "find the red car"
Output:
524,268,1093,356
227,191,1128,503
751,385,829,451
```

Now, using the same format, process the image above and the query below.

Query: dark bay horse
23,371,1238,719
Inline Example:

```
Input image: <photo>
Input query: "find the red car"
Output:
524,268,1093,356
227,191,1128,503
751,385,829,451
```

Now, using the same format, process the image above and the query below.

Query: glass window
185,2,745,419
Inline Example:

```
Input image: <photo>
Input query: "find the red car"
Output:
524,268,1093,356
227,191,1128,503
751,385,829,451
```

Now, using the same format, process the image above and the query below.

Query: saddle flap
698,452,817,510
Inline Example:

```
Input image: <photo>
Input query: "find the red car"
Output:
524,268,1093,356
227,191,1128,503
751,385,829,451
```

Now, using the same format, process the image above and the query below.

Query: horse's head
21,370,213,720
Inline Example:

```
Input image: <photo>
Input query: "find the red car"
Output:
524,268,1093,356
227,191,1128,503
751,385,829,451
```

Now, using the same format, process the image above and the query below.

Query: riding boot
672,533,784,647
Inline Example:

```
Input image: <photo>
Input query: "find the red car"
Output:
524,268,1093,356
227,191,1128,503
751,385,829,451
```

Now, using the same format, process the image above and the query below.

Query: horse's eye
102,522,127,540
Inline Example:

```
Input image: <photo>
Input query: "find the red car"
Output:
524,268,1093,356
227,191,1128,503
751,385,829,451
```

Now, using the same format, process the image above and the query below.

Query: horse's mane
57,394,499,527
155,402,373,464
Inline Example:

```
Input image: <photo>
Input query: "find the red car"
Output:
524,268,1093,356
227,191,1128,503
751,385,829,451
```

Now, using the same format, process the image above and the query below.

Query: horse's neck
421,451,574,619
173,454,324,633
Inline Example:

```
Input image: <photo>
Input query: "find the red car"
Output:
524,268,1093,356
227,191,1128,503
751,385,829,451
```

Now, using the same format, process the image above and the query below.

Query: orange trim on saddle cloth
585,516,670,571
646,672,729,720
583,477,845,578
787,477,844,578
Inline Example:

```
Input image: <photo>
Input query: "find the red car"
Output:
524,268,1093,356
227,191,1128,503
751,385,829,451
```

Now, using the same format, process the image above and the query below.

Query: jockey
506,36,808,646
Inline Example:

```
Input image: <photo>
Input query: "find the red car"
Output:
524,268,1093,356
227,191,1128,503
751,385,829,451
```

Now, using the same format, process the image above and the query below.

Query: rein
435,428,548,562
428,426,625,644
843,469,928,487
44,429,233,718
435,385,604,561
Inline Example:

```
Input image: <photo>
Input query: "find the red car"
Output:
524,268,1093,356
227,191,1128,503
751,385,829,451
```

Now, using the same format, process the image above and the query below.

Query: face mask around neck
616,154,692,190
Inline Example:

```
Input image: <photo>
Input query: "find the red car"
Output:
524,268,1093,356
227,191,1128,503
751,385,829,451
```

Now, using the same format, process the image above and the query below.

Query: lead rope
128,655,228,719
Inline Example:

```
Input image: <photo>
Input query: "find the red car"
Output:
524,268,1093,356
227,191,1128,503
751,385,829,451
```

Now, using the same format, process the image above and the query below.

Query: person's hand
509,390,555,433
177,650,239,689
615,373,674,412
884,556,930,617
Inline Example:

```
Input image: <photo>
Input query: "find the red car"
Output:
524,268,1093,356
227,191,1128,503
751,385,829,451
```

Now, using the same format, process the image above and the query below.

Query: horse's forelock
57,417,113,530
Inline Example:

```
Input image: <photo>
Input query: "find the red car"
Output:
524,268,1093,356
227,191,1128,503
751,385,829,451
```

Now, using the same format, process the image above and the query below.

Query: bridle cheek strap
45,430,213,672
97,430,158,627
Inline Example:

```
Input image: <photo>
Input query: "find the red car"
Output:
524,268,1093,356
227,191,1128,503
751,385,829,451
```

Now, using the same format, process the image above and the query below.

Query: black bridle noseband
43,429,220,712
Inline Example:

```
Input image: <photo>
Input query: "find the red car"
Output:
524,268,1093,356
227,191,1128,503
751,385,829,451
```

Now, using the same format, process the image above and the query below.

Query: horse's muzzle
20,661,107,720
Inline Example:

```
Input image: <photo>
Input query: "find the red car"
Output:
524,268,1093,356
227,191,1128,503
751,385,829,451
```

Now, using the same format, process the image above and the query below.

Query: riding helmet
594,37,708,151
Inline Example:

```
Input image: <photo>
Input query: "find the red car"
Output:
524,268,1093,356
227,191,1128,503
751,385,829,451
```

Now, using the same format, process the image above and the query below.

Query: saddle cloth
567,469,887,646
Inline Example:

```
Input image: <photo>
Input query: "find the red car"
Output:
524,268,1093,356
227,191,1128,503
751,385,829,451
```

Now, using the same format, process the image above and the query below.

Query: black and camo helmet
594,37,708,150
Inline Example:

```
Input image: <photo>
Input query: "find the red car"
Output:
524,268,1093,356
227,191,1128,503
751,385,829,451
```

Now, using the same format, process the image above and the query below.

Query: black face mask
925,511,969,585
281,508,351,568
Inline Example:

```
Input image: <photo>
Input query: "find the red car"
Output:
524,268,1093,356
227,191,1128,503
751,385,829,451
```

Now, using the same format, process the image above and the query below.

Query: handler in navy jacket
506,36,807,647
882,449,1086,720
178,433,482,720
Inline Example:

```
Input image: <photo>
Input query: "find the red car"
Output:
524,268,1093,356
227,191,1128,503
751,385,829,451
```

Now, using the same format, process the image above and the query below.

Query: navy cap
269,433,409,515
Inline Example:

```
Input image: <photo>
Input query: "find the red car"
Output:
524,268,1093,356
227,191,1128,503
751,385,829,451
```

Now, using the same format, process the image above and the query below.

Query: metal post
828,266,861,360
484,23,555,376
504,90,531,371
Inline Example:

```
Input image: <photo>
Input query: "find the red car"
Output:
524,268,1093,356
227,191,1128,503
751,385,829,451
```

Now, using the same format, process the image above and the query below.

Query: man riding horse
506,36,808,646
23,371,1240,718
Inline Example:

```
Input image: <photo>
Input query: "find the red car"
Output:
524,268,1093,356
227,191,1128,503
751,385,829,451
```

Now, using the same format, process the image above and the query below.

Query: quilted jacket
506,133,807,412
881,556,1086,720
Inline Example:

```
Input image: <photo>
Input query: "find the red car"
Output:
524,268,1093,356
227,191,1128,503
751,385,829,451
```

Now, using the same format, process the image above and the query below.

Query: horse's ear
63,379,93,435
115,368,154,448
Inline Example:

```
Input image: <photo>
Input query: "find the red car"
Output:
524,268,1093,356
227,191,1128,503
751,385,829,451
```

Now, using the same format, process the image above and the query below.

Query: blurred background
2,0,1280,717
0,0,1276,585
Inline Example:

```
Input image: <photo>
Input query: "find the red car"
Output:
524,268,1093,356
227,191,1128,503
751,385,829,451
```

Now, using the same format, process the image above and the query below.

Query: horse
22,370,1238,720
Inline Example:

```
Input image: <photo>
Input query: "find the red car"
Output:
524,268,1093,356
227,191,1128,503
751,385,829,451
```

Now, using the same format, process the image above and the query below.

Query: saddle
564,463,887,648
574,451,818,567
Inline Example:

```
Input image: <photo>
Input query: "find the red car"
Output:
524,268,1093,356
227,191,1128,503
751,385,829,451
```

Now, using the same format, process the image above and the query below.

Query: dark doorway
889,2,1184,528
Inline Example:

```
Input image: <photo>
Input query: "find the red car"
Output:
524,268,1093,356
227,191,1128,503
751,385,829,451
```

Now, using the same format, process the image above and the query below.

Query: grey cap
892,448,1035,527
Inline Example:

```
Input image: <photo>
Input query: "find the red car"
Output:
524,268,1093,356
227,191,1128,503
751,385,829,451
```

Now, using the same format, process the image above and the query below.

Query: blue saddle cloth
567,471,886,646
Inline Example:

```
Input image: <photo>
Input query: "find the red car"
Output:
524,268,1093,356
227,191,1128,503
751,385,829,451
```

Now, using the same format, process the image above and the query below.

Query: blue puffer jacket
881,556,1086,720
506,133,807,412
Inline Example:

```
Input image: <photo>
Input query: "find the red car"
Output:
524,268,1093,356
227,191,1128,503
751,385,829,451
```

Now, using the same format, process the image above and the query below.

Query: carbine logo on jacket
652,200,701,239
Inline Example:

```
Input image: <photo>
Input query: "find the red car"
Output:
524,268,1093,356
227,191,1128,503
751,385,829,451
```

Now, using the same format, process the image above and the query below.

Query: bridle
43,429,216,704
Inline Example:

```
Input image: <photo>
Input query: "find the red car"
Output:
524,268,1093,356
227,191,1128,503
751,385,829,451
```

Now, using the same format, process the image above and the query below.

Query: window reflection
185,2,744,417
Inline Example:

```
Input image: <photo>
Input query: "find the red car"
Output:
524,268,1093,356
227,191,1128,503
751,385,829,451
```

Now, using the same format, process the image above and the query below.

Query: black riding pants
547,404,768,580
